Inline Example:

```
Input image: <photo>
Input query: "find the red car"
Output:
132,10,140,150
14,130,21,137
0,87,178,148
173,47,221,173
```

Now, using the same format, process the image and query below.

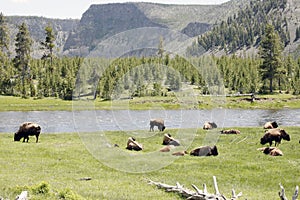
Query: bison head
162,126,166,131
280,129,290,141
260,136,267,145
271,121,278,128
210,145,218,156
14,132,22,141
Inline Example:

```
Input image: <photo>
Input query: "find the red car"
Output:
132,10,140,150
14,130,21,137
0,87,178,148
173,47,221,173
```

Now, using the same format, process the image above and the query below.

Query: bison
126,137,143,151
159,145,173,152
203,122,217,130
263,121,278,129
260,128,290,146
190,145,218,156
257,147,283,156
150,118,165,132
172,151,188,156
220,129,241,134
162,133,180,146
14,122,41,143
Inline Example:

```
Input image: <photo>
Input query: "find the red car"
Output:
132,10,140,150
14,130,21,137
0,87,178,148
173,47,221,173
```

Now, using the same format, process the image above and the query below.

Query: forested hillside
196,0,300,54
1,0,300,101
6,16,78,57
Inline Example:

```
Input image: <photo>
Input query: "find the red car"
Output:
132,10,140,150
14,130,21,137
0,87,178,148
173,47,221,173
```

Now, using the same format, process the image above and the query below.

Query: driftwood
279,184,299,200
148,176,242,200
15,191,28,200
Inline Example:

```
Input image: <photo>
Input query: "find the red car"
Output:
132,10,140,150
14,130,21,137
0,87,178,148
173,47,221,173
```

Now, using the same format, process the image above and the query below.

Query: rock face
181,22,211,37
6,16,79,57
63,3,165,56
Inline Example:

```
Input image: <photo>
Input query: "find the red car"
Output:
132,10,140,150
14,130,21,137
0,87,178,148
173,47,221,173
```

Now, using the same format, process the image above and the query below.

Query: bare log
279,184,299,200
292,186,299,200
15,191,28,200
148,176,242,200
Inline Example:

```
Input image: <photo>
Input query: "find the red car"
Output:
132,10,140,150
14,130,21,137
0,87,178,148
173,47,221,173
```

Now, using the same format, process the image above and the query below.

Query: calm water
0,109,299,133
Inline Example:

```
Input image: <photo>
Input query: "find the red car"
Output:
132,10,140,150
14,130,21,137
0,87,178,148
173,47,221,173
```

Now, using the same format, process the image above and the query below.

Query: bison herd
123,119,292,158
13,119,292,158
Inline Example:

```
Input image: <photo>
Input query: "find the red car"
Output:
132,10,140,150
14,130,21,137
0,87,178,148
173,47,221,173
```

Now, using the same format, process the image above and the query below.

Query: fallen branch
148,176,242,200
279,184,299,200
15,191,28,200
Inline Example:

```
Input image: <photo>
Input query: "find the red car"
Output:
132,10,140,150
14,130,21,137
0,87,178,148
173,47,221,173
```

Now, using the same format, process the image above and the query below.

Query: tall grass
0,127,299,199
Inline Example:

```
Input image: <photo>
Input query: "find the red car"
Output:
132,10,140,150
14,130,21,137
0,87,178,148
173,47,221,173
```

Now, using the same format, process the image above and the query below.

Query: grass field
0,94,299,111
0,127,299,200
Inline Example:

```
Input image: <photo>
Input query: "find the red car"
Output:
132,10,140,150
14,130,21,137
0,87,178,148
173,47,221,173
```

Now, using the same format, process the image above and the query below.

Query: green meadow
0,94,299,111
0,127,299,199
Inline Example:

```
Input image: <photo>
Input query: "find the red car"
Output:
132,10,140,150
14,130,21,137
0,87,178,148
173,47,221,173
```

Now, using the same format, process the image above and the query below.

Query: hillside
63,1,250,56
6,16,79,57
3,0,300,57
197,0,300,56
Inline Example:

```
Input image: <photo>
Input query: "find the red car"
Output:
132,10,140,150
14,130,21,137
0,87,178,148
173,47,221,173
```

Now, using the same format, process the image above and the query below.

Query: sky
1,0,230,19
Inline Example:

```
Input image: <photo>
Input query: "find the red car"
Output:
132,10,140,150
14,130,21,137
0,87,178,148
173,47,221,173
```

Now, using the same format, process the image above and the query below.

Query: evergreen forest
1,0,300,101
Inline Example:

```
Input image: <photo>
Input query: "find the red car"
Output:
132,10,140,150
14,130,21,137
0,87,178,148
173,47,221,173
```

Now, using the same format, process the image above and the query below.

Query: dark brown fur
162,134,180,146
14,122,41,143
263,121,278,129
203,122,217,130
126,137,143,151
190,145,218,156
258,147,283,156
260,128,290,146
150,119,165,132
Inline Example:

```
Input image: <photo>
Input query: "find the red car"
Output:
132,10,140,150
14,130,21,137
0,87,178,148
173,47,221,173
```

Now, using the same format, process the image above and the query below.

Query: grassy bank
1,127,299,199
0,94,300,111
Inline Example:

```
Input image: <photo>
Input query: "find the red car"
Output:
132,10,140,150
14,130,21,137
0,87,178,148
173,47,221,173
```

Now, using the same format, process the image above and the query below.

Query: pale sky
1,0,230,19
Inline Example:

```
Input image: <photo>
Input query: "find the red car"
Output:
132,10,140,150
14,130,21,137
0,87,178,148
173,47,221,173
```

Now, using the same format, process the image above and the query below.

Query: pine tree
259,24,283,93
295,27,300,41
41,25,55,65
13,22,33,98
0,13,10,55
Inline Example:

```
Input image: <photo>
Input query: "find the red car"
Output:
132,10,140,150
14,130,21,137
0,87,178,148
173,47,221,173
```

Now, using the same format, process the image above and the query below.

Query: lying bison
263,121,278,129
190,145,218,156
150,118,165,132
162,133,180,146
203,122,217,130
126,137,143,151
220,129,241,134
260,128,290,146
257,147,283,156
14,122,41,143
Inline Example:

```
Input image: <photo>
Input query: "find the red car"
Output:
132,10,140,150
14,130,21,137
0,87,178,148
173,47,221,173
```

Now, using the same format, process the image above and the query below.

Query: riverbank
0,94,300,111
0,127,299,199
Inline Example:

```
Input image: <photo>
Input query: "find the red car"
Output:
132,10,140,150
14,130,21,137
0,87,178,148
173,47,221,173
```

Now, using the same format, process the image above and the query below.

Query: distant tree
41,25,55,66
259,24,283,93
0,13,10,55
157,36,164,59
13,22,33,98
295,26,300,42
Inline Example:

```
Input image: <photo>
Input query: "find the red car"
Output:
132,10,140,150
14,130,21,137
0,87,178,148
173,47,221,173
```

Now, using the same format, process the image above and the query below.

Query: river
0,109,299,133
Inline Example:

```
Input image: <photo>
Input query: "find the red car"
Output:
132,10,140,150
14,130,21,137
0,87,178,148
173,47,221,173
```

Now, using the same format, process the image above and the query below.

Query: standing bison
263,121,278,129
150,119,165,132
260,128,290,146
190,145,218,156
14,122,41,143
203,122,217,130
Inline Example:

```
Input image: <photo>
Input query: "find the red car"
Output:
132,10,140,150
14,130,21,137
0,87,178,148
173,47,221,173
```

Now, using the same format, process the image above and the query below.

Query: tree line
0,13,300,101
197,0,289,53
